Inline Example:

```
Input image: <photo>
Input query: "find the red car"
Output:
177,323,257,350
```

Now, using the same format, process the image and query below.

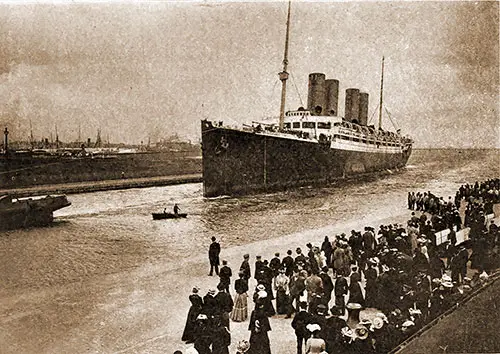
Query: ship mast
378,56,385,130
278,0,292,130
29,119,34,149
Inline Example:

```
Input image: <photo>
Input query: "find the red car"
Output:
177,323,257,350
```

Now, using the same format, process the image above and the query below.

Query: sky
0,0,498,148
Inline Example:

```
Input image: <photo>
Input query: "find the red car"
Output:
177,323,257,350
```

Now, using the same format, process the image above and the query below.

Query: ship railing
332,137,402,152
258,129,316,141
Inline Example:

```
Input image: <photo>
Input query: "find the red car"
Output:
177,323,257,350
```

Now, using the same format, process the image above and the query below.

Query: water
0,149,498,353
1,149,498,291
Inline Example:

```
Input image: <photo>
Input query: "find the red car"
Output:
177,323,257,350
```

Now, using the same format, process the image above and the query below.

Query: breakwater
0,151,202,190
0,173,202,198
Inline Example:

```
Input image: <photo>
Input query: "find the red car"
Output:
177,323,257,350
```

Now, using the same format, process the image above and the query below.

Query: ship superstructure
201,2,413,197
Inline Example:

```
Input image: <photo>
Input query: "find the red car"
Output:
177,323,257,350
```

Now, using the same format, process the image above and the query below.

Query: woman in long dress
231,272,249,322
348,271,365,307
247,303,272,354
274,268,290,315
181,287,203,343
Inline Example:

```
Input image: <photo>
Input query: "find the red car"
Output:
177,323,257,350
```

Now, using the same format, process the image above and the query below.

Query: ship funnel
359,92,369,125
325,79,339,116
345,88,360,122
307,73,326,116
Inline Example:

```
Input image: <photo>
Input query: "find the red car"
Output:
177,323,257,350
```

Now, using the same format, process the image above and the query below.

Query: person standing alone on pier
209,237,221,276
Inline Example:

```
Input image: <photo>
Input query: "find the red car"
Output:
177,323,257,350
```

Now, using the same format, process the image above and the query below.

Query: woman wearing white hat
305,323,326,353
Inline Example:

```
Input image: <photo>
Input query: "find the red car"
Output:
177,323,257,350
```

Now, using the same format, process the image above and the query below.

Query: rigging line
384,107,399,131
368,103,380,126
290,72,304,108
271,79,280,99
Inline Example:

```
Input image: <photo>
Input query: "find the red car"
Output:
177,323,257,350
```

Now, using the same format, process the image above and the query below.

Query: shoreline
0,173,202,198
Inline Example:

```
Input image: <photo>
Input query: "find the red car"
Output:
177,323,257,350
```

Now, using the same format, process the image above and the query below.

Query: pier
0,174,202,198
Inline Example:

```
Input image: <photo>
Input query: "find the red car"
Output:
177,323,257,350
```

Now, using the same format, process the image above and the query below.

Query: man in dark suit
269,252,281,278
261,260,275,301
239,253,251,283
450,244,469,284
208,236,221,276
291,302,312,354
362,226,377,258
294,248,308,270
219,260,232,293
334,272,348,316
254,255,264,281
318,267,333,311
214,283,234,329
282,250,295,277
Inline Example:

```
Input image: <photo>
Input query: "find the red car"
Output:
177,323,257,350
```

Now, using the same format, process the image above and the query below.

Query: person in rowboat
173,203,180,215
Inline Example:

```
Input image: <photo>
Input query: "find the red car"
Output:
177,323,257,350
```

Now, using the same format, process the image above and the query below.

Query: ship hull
201,121,412,197
0,195,71,231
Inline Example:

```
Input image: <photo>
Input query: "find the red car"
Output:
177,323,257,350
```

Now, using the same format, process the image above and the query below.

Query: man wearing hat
362,226,377,258
208,236,221,276
310,304,327,335
324,310,347,352
295,248,307,269
215,282,234,328
269,252,282,278
318,267,333,312
239,254,251,282
260,260,275,301
211,315,231,354
254,255,264,281
287,269,305,318
282,250,295,277
291,302,312,354
333,272,348,316
450,244,469,284
219,260,232,293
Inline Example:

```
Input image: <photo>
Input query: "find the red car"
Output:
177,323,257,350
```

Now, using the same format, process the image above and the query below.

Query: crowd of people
178,179,499,354
407,191,462,233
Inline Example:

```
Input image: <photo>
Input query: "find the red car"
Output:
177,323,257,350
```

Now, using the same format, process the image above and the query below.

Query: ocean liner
201,2,413,198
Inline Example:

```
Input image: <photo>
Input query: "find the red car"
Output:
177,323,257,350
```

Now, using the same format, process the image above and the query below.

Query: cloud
0,2,498,147
443,1,498,95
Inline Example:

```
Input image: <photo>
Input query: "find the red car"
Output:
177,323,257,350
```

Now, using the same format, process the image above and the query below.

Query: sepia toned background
0,0,498,148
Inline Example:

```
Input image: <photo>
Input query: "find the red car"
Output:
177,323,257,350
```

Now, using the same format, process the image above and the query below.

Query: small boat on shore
152,212,187,220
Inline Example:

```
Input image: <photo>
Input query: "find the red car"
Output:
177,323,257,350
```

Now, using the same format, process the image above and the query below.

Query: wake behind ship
201,3,413,198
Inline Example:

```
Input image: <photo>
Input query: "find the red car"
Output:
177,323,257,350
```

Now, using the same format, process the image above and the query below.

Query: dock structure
0,173,202,198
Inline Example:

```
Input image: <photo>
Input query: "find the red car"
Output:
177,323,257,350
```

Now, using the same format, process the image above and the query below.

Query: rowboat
152,212,187,220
